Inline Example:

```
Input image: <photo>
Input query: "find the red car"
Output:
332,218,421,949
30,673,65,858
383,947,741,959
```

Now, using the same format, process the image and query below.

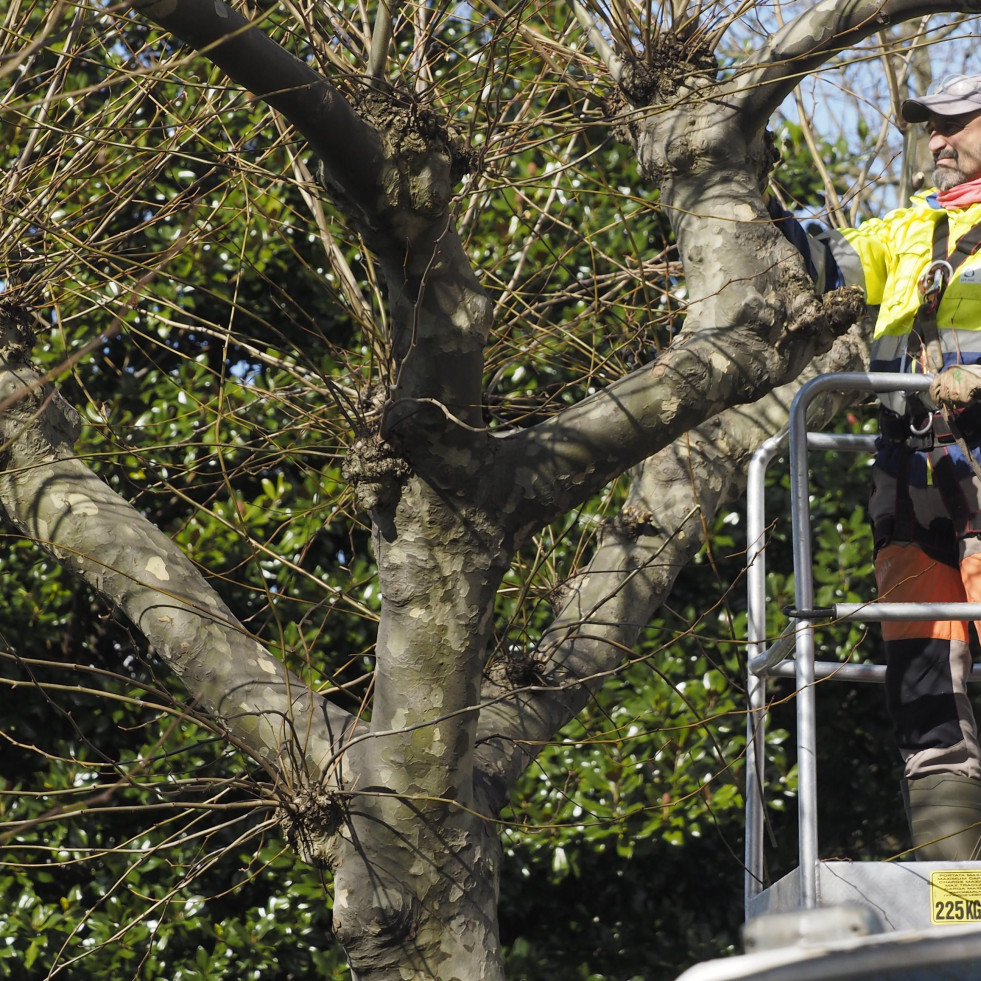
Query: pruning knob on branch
342,433,412,513
279,786,347,870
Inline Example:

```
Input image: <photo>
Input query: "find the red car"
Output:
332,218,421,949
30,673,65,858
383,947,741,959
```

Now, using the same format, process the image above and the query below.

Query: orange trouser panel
876,543,970,643
876,544,978,769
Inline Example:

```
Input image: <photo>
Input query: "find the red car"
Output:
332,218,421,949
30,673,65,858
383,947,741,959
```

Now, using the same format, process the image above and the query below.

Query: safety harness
909,214,981,368
905,213,981,480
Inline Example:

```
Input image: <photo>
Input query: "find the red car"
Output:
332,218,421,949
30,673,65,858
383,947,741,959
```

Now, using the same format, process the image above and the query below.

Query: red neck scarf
937,176,981,209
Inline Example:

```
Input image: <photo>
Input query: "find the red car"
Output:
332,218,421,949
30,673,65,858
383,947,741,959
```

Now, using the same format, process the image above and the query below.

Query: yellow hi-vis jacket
832,191,981,415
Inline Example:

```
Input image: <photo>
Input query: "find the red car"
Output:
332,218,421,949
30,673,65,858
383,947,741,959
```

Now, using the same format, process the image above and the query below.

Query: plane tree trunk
4,0,979,976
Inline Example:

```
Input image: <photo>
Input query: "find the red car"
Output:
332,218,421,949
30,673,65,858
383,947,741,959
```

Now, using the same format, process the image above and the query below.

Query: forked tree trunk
4,0,976,976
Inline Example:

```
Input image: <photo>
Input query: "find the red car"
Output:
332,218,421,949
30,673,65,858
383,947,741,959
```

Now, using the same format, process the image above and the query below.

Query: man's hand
930,364,981,408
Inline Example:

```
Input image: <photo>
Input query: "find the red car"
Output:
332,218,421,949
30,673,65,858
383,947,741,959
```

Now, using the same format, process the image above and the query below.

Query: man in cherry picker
778,73,981,861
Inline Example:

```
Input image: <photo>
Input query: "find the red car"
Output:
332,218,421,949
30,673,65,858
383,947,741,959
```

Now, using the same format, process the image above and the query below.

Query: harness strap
944,214,981,269
911,215,981,361
905,214,981,481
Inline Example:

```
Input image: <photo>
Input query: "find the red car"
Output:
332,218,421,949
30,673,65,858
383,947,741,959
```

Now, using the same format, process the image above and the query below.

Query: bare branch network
0,1,979,978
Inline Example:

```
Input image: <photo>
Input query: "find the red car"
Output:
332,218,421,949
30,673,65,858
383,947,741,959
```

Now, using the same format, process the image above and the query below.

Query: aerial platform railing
744,372,981,916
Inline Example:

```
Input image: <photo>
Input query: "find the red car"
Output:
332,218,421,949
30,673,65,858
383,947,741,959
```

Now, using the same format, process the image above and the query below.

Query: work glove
929,364,981,409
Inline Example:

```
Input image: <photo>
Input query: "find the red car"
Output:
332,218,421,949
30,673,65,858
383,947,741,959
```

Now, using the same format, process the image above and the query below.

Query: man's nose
929,131,953,156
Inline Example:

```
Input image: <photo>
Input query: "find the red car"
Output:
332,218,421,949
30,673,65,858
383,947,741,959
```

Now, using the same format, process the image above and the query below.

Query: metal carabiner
909,411,934,437
918,259,954,314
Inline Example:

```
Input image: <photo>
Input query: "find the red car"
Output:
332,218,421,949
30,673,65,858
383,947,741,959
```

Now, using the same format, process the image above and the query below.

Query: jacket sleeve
827,219,893,304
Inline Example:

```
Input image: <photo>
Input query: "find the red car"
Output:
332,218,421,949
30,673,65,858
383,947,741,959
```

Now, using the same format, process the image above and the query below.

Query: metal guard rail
744,372,981,915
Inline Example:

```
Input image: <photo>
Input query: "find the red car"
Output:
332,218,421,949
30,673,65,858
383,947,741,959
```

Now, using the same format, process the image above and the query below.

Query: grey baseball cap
903,73,981,122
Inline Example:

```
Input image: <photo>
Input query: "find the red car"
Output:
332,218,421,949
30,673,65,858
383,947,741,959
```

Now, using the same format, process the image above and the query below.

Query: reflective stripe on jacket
831,192,981,413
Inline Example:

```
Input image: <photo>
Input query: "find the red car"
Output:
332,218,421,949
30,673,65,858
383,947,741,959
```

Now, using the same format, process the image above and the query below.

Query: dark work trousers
870,436,981,780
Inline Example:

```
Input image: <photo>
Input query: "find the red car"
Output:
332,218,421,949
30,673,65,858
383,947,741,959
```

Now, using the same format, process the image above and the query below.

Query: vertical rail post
745,434,787,909
786,372,932,909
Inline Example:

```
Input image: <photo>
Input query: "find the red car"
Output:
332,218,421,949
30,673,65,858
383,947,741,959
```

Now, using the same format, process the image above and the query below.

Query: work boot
902,773,981,861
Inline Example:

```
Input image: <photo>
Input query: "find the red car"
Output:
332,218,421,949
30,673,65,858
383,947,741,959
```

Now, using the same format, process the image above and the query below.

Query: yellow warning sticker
930,871,981,924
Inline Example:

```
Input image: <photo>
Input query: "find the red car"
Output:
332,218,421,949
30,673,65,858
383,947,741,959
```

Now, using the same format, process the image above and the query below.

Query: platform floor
675,861,981,981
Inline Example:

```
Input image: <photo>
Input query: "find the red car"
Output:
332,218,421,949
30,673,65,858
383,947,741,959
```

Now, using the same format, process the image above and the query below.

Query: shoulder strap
933,213,949,264
943,215,981,269
926,213,981,481
904,213,981,378
935,212,981,270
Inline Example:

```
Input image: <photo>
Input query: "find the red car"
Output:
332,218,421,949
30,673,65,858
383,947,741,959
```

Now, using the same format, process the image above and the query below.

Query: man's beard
934,151,969,190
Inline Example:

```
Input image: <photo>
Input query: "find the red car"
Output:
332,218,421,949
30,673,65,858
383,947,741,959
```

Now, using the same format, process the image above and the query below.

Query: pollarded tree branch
0,306,361,785
475,320,872,807
128,0,387,232
735,0,981,128
367,0,399,80
128,0,872,522
571,0,626,83
491,285,863,543
129,0,492,432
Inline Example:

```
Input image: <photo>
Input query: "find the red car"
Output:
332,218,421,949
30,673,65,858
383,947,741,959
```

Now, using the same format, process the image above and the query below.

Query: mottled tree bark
2,0,975,977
